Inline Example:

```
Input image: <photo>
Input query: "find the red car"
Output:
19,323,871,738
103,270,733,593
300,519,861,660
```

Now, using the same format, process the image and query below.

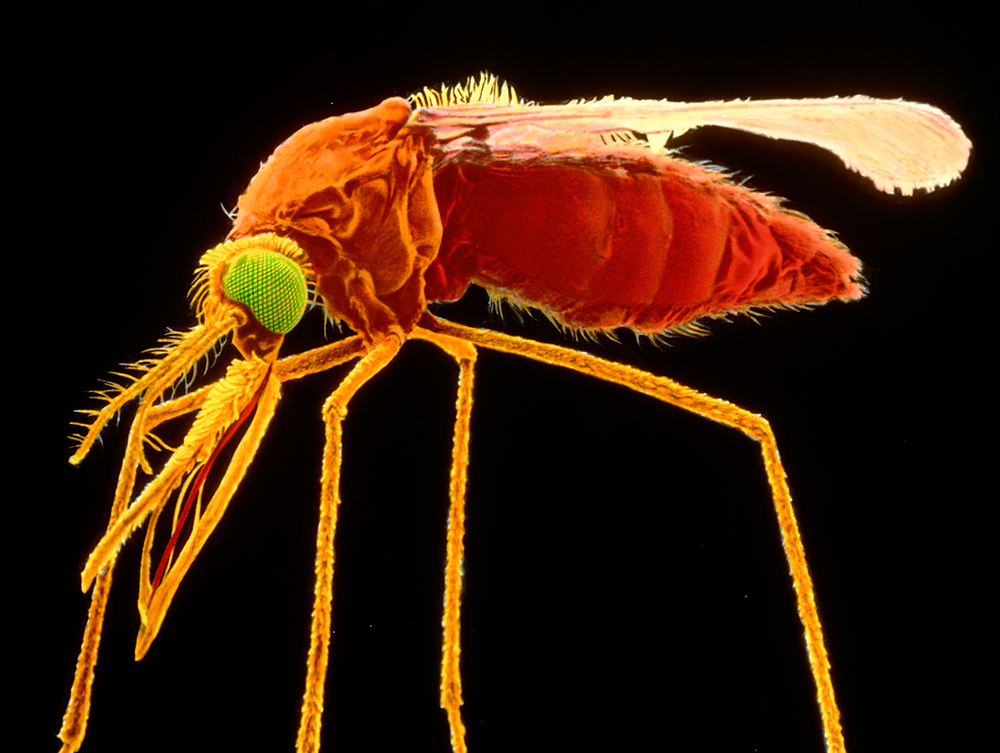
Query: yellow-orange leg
423,315,845,753
60,317,240,752
58,387,212,752
60,336,366,753
58,567,112,753
413,328,478,753
297,334,403,753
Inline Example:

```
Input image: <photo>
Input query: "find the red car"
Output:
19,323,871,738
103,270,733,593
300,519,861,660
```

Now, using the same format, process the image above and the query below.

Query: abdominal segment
426,153,864,334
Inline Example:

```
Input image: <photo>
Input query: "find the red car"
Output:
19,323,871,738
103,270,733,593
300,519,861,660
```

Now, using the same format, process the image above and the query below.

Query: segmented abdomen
425,152,864,334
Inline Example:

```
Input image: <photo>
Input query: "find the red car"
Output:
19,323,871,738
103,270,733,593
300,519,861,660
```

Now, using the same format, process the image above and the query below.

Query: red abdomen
425,152,863,333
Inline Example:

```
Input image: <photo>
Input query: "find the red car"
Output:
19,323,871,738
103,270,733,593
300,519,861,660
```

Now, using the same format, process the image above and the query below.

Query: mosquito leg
58,566,111,753
61,339,364,753
413,327,478,753
423,315,845,753
59,463,141,750
275,335,366,383
58,383,216,752
297,333,403,753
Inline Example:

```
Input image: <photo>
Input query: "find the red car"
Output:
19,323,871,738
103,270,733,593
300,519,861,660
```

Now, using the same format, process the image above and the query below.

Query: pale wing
413,96,971,196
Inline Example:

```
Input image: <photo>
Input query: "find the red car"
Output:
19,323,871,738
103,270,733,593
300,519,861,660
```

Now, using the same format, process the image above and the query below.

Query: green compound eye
221,249,308,334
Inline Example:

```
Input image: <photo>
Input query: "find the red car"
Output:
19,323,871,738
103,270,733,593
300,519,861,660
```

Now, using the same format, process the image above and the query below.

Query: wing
411,76,971,196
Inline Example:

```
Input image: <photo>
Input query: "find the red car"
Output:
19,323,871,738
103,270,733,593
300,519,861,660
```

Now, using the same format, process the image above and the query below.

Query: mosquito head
193,233,314,360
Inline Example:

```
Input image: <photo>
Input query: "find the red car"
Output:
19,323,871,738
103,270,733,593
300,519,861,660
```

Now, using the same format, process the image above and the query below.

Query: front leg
297,334,403,753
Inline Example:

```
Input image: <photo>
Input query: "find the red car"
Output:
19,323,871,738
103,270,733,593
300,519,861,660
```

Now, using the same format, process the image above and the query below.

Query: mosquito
58,74,970,753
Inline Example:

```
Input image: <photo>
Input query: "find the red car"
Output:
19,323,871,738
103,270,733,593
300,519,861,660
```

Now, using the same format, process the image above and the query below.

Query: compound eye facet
221,249,308,334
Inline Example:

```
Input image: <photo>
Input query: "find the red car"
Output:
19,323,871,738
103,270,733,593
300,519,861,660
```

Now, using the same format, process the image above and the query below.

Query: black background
22,9,991,753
